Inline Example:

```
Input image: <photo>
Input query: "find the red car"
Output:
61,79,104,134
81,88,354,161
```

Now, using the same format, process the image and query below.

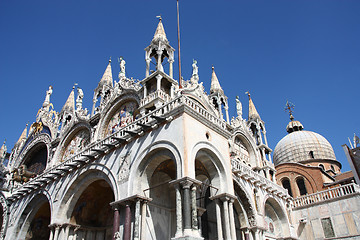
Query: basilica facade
1,17,359,240
0,19,296,240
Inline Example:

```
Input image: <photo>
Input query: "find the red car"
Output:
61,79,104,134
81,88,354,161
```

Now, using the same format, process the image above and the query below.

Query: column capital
169,176,202,188
48,223,62,229
110,194,152,208
209,192,236,202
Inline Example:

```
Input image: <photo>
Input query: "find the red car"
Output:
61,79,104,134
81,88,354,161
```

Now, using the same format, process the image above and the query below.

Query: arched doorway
233,181,256,240
194,148,226,240
16,194,51,240
69,179,114,239
142,150,177,240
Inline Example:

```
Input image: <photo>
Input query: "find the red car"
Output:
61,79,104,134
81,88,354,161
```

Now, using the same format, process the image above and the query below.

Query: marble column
214,199,224,240
53,225,60,240
49,226,54,240
156,50,163,71
182,181,192,233
225,105,230,124
156,75,162,91
197,207,206,236
146,58,151,77
244,229,250,240
222,199,231,240
191,185,198,231
174,183,183,237
134,199,141,240
169,59,174,78
112,207,120,240
217,99,223,119
257,126,263,145
143,83,147,98
140,201,147,240
228,199,236,240
64,224,70,239
123,203,132,240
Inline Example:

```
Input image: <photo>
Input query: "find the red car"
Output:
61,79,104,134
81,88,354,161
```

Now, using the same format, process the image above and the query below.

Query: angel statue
192,59,198,76
76,87,84,110
42,85,53,109
119,57,126,79
236,96,242,119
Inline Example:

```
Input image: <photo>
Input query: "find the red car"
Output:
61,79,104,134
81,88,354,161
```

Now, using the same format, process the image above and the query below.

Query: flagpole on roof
177,0,182,89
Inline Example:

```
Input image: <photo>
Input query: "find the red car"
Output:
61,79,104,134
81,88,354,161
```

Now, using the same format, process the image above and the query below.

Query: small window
321,218,335,238
296,178,307,196
309,151,314,159
319,164,325,171
282,179,293,197
331,165,335,172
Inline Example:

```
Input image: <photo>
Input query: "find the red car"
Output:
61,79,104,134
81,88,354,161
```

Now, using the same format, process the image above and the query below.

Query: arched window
319,164,325,171
331,165,335,172
297,178,307,196
282,178,293,197
309,151,314,159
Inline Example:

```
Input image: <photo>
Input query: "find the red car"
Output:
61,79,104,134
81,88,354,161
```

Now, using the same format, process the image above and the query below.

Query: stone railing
231,159,288,197
293,182,360,208
140,89,171,107
182,96,227,130
9,95,227,200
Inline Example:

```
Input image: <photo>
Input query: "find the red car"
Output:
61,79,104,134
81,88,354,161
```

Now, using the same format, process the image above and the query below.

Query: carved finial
109,57,112,63
156,15,162,21
354,133,360,148
245,91,251,99
285,100,295,121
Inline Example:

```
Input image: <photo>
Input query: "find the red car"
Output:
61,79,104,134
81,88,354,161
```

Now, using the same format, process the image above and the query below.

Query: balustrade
293,183,360,208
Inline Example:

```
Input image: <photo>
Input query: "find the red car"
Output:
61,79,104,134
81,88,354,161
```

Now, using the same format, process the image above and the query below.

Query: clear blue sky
0,1,359,172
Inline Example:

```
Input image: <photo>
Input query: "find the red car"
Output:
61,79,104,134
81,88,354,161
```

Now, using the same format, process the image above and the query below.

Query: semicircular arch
55,164,118,222
56,121,92,163
96,91,140,140
14,192,52,240
191,141,230,193
232,130,258,167
128,141,183,195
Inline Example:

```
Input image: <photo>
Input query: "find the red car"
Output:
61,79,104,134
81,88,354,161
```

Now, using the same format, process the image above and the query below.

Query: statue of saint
236,96,242,119
119,57,126,78
76,87,84,110
192,59,198,76
42,85,53,109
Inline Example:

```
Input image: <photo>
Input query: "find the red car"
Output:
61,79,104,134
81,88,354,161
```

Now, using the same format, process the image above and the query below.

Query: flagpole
177,0,182,89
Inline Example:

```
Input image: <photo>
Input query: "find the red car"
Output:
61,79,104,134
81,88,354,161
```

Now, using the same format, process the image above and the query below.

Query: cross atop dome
285,100,295,121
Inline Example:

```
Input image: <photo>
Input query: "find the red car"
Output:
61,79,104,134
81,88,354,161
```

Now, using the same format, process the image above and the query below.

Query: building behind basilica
0,18,359,240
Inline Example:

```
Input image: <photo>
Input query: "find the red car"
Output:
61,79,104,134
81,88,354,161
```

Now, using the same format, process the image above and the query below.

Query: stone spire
210,66,224,95
0,140,7,162
61,87,75,114
145,18,175,77
96,58,113,92
247,92,261,121
152,17,168,42
15,124,28,146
